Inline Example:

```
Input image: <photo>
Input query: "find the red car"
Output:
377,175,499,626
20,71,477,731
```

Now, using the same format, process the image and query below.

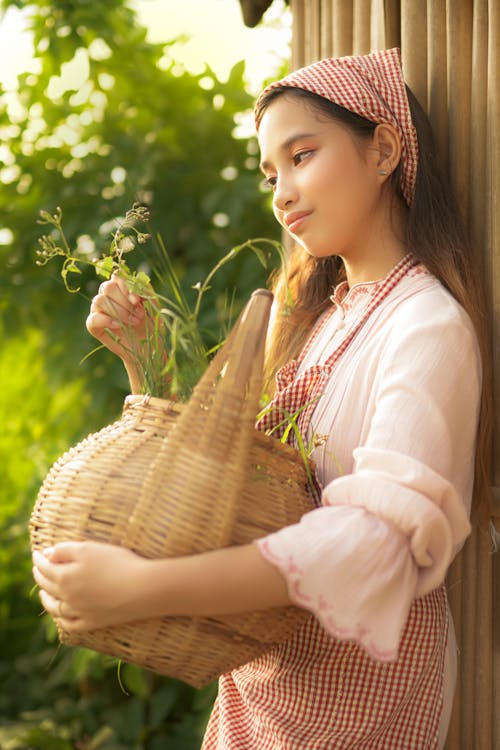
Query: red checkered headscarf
254,48,418,206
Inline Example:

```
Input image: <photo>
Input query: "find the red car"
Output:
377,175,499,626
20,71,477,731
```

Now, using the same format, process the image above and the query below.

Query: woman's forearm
143,543,292,619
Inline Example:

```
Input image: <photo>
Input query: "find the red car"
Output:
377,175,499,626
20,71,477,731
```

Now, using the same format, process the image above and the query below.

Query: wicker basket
30,289,315,687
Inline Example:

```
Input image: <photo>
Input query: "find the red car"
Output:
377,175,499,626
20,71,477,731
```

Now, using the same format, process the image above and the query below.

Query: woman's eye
293,150,314,165
261,175,277,191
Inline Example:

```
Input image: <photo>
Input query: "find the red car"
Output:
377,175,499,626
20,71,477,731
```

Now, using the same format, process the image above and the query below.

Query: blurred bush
0,0,285,746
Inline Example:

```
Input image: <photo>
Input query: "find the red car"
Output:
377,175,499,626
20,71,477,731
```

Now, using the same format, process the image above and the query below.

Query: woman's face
258,94,381,259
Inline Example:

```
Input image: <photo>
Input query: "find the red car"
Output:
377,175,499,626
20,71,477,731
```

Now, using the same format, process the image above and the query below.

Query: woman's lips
285,211,312,234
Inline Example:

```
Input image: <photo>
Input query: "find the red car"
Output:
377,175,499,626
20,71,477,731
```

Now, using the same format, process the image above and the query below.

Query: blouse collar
329,277,384,315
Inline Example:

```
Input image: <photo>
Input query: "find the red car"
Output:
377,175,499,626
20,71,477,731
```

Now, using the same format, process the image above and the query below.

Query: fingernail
43,547,54,558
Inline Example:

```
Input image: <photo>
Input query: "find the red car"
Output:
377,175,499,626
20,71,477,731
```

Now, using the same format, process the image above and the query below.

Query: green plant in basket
36,203,288,402
35,204,326,503
36,202,325,506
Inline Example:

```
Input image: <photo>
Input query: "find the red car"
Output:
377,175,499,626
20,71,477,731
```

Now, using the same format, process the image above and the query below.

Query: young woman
32,48,492,748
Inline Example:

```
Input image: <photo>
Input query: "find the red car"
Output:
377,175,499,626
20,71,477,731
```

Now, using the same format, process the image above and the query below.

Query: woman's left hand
32,539,293,632
32,541,154,633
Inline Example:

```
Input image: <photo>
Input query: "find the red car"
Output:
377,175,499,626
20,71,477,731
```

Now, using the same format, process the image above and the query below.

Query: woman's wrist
123,357,144,394
123,348,169,395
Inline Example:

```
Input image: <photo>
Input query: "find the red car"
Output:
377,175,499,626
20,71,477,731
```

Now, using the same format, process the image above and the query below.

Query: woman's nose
273,176,298,212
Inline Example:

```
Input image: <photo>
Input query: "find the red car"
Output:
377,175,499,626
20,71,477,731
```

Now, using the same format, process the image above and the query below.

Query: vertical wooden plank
400,0,427,106
494,506,500,750
383,0,401,48
320,0,333,57
469,0,488,266
488,0,500,498
290,0,306,69
460,530,478,749
469,26,490,674
304,0,322,63
353,0,372,53
445,553,463,750
332,0,354,58
474,528,493,749
447,3,491,747
370,0,383,49
446,0,473,221
487,0,500,742
426,0,448,173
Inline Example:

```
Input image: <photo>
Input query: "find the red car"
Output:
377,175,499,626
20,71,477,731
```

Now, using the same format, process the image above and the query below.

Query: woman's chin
300,242,339,259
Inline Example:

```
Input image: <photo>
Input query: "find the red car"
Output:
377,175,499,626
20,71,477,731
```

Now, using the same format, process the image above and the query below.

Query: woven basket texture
30,290,315,687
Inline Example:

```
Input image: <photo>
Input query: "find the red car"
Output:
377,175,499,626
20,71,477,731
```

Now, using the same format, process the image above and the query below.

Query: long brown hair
257,86,493,522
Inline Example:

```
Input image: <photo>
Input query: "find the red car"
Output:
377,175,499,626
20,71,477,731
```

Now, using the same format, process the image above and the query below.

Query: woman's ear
371,123,402,181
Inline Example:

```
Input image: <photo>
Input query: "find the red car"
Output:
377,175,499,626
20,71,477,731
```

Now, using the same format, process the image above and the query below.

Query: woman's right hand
86,273,147,358
86,273,154,392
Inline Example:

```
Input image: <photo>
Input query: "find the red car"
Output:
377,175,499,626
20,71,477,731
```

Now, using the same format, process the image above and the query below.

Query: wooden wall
288,1,499,747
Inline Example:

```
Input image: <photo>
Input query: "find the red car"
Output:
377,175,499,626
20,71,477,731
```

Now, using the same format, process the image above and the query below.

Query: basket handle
173,288,273,460
124,289,275,555
196,288,273,398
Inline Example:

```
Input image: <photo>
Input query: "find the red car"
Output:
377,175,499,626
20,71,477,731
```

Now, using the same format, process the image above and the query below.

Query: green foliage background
0,1,286,746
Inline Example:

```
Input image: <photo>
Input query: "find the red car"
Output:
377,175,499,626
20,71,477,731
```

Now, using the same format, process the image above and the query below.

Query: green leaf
126,271,151,296
94,256,116,279
120,663,149,699
149,682,180,728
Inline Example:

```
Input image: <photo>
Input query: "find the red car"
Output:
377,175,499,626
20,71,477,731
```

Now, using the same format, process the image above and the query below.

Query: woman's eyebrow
259,131,320,172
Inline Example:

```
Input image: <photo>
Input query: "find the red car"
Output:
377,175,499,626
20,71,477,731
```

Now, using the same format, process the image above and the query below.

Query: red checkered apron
201,254,449,749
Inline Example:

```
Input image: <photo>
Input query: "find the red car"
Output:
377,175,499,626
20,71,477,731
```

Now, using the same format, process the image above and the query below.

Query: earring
378,169,388,175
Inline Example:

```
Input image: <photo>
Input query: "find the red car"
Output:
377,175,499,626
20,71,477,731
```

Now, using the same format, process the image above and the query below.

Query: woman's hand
86,273,147,360
32,541,156,633
86,273,165,393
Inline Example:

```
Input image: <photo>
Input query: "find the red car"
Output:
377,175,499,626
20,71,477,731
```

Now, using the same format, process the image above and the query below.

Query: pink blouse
254,266,480,741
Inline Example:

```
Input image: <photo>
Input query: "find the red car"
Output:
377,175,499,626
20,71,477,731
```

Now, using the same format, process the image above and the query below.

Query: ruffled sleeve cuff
255,448,471,662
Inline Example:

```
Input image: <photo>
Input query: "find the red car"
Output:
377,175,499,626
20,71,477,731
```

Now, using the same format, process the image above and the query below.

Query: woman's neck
341,247,407,288
339,199,408,287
